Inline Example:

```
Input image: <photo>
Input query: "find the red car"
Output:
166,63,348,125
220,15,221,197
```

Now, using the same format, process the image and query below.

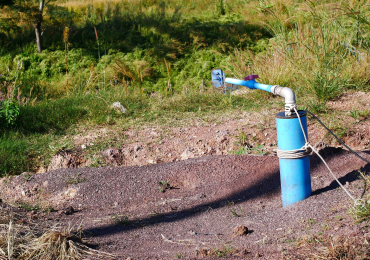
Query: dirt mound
39,91,370,173
1,147,370,259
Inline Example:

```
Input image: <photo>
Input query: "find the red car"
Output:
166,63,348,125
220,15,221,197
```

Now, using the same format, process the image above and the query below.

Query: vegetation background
0,0,370,176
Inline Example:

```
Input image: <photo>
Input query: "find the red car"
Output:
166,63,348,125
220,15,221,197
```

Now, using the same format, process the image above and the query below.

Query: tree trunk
35,0,44,53
35,22,43,53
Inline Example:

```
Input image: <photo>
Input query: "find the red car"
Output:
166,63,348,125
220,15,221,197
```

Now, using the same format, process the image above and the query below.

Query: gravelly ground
1,147,370,259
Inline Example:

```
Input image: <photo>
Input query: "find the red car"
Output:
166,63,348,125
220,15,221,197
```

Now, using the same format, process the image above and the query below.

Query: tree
1,0,71,53
34,0,44,53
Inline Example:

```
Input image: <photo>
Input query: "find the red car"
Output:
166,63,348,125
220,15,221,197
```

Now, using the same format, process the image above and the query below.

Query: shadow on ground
83,147,369,238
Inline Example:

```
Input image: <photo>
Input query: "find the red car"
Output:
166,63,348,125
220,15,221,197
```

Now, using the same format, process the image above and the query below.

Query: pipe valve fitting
270,85,297,117
222,73,297,117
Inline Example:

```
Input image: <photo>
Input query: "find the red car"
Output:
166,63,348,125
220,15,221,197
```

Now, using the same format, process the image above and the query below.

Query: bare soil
1,91,370,259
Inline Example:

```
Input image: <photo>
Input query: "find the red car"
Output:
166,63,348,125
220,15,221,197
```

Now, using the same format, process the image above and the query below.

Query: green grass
0,87,267,176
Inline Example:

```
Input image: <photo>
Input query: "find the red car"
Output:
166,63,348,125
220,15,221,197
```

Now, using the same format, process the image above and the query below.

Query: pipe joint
270,85,297,117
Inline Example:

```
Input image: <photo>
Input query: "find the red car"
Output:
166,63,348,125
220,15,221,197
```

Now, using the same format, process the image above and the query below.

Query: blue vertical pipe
276,111,311,207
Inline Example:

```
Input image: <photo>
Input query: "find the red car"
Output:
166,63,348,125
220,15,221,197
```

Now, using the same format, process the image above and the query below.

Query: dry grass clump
292,235,370,259
0,213,114,260
314,236,370,260
112,60,153,86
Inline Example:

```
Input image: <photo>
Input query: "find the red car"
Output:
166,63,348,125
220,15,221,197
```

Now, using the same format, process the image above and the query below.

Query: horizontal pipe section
224,78,272,92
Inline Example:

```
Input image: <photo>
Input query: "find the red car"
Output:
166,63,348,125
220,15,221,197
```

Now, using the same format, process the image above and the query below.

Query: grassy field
0,0,370,176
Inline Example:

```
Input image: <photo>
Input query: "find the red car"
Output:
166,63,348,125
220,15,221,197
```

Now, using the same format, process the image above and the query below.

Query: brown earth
1,91,370,259
39,91,370,172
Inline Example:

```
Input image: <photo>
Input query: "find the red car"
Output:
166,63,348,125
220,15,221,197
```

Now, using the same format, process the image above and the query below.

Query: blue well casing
276,111,311,207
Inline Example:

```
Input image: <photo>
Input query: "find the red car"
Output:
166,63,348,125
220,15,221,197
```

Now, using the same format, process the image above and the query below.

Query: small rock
26,211,35,217
233,226,249,236
168,153,172,157
111,102,127,113
207,147,214,153
81,144,87,149
255,252,262,258
134,145,141,152
113,202,119,207
61,206,74,215
22,189,32,197
148,159,157,164
217,135,227,143
181,148,194,160
102,148,114,157
31,184,38,192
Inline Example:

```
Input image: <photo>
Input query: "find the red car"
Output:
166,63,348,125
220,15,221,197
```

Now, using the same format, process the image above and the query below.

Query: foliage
0,99,19,125
158,180,170,193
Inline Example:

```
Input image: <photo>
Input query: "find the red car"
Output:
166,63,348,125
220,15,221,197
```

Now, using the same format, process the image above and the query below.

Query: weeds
351,200,370,223
23,172,32,182
0,99,20,125
350,110,360,121
17,201,54,213
230,144,266,156
313,236,369,259
67,172,86,185
229,146,248,155
111,214,130,226
212,245,234,257
18,202,40,212
236,131,247,146
227,201,245,217
158,180,170,193
306,218,315,225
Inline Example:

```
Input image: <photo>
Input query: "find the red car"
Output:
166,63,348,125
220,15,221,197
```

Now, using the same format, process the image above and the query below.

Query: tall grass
226,0,370,104
0,0,269,100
